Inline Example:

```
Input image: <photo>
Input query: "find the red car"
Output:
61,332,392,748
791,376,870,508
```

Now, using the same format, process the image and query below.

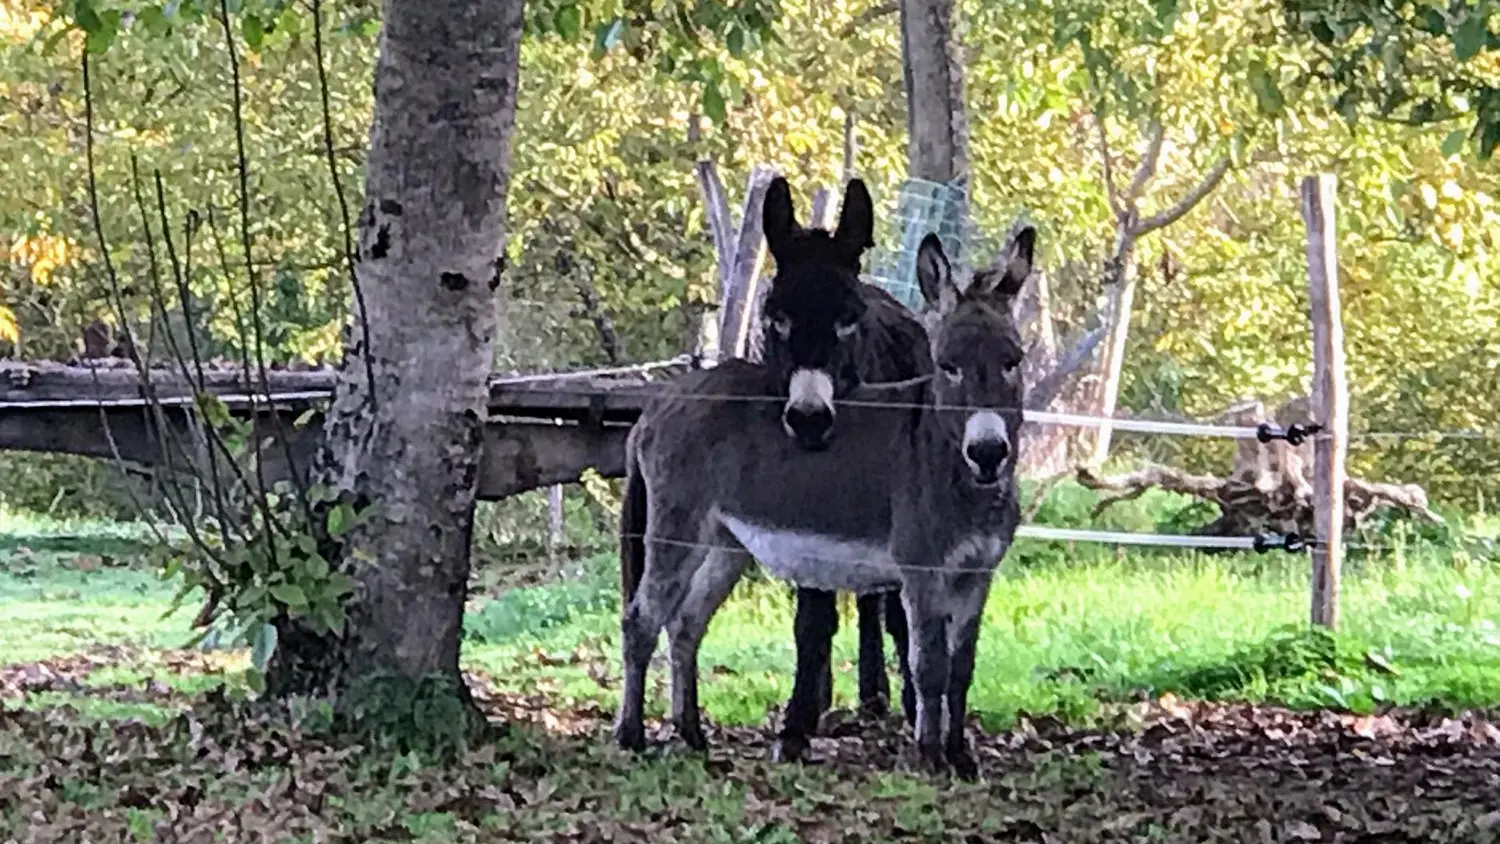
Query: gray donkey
614,228,1032,778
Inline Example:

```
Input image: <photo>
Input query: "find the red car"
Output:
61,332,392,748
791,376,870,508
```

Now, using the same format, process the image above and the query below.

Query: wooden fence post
720,166,777,360
1300,174,1349,629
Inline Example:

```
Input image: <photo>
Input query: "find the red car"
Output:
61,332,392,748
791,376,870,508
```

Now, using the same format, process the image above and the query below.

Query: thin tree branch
1096,112,1123,218
312,0,377,411
1027,321,1108,410
1123,119,1165,209
1135,154,1233,236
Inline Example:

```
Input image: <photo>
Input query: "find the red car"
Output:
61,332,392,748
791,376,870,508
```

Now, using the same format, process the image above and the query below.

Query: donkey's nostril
964,439,1009,471
783,405,834,450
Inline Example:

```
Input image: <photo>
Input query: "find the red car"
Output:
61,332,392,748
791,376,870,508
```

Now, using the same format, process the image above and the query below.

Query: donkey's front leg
775,587,839,763
900,580,950,773
943,572,996,781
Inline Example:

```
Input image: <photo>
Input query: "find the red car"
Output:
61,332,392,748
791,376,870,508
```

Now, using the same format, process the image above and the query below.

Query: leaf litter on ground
1,648,1499,842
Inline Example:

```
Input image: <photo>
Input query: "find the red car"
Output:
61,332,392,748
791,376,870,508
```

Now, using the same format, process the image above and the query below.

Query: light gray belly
718,513,899,594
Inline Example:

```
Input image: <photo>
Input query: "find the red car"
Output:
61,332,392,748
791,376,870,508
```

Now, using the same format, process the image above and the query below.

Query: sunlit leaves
1284,0,1500,158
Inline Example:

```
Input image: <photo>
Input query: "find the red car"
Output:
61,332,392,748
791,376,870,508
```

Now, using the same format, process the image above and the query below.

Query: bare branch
1123,119,1164,209
1136,154,1233,236
1096,112,1123,217
1076,464,1227,518
1026,321,1107,410
312,0,378,410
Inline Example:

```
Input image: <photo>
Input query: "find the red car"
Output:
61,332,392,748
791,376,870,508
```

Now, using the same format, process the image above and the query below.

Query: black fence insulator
1253,532,1310,554
1255,422,1325,447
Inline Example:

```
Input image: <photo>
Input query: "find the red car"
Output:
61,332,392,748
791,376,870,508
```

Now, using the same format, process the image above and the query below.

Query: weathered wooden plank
0,360,689,423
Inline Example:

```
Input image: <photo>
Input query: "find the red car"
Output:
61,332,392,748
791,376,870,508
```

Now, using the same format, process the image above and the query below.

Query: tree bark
900,0,967,186
268,0,525,719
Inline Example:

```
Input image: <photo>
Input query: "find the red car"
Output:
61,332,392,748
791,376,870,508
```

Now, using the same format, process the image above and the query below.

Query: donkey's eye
835,320,859,339
769,316,791,338
938,362,963,383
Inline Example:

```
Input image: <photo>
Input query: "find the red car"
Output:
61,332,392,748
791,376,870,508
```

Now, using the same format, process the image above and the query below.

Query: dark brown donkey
756,176,931,741
614,229,1032,778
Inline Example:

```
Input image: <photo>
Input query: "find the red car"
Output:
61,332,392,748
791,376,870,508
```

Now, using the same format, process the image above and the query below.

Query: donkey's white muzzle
962,411,1012,485
783,368,836,450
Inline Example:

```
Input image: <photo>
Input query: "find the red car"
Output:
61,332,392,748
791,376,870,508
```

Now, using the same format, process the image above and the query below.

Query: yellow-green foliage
0,0,1496,514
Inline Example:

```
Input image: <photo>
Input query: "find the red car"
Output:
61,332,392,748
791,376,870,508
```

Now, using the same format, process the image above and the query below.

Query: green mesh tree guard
865,177,974,313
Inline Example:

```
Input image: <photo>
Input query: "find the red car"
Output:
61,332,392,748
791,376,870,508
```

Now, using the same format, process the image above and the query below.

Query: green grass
459,547,1500,729
4,501,1499,728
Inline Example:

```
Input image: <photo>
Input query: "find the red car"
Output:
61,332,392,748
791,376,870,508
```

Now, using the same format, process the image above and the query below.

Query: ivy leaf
242,13,265,50
553,4,581,40
1453,11,1488,62
726,24,745,58
702,82,726,123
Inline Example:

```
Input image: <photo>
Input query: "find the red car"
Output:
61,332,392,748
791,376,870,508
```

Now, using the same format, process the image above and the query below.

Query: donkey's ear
833,178,875,262
763,176,797,259
972,224,1036,299
916,233,956,312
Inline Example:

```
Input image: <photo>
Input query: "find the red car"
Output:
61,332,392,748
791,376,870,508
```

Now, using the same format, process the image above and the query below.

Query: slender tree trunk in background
900,0,967,188
267,0,525,720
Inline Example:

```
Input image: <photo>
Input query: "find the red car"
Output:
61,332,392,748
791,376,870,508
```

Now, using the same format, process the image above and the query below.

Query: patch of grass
4,501,1498,731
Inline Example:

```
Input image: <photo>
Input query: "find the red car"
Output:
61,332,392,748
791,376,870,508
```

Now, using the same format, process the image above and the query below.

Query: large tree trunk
267,0,525,721
900,0,967,186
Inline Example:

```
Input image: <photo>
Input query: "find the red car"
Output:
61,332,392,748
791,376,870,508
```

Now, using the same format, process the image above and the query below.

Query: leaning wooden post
1300,174,1349,629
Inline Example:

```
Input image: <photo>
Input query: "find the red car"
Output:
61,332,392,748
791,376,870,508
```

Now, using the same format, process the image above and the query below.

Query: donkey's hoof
946,747,980,782
773,733,811,764
916,744,949,776
859,694,891,720
613,721,647,752
677,724,708,752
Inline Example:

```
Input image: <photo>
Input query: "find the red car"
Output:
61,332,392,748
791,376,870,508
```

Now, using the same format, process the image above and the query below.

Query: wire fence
8,351,1496,564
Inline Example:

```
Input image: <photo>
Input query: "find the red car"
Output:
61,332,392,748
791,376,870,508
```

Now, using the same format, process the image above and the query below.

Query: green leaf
702,83,726,124
84,9,120,53
303,553,329,580
137,6,169,35
270,583,308,607
326,501,355,537
1479,119,1500,159
325,572,356,598
242,13,265,51
243,666,266,694
554,4,580,40
1419,8,1448,35
1453,11,1488,61
1442,129,1467,157
236,583,268,609
726,24,745,58
73,0,102,32
593,18,624,55
1247,60,1284,115
249,622,278,670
